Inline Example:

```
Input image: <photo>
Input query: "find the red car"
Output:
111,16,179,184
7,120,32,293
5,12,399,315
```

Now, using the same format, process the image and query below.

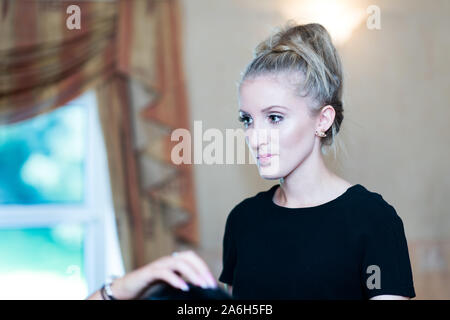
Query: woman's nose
246,127,277,152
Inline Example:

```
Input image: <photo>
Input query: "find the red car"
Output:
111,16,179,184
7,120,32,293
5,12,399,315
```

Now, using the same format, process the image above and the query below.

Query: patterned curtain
0,0,116,123
0,0,197,271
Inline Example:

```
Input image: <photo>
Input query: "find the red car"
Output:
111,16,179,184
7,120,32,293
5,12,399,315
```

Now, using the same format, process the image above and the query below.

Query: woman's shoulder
351,184,395,208
347,184,403,226
225,186,274,220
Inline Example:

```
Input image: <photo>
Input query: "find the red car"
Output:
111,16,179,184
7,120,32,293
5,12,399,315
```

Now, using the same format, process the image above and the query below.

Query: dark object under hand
140,281,233,300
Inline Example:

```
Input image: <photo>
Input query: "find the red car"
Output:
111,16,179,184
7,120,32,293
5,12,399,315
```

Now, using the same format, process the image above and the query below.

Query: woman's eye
238,115,252,127
269,114,283,124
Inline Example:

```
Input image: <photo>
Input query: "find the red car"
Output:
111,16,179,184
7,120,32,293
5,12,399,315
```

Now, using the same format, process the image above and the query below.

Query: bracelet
100,284,110,300
101,277,119,300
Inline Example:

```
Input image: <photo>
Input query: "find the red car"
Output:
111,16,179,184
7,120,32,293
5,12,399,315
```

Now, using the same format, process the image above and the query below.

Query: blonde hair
239,22,344,152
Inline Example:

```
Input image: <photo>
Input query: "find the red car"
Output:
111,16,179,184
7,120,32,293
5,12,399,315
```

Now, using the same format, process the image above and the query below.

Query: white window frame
0,90,124,298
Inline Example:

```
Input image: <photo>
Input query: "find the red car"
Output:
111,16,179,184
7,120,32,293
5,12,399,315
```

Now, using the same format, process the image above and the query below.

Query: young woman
218,22,415,300
88,22,415,301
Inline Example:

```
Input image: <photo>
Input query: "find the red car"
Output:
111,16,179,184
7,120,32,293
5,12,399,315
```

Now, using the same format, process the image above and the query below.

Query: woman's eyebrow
261,105,289,112
239,105,289,114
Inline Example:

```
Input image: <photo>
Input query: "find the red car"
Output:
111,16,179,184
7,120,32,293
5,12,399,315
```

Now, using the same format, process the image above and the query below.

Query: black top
219,184,416,300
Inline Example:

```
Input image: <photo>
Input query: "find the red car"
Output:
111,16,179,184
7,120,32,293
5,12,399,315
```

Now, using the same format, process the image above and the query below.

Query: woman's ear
317,105,335,132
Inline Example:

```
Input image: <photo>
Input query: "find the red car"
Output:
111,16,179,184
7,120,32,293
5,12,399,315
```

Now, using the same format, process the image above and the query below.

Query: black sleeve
360,202,416,299
218,207,237,285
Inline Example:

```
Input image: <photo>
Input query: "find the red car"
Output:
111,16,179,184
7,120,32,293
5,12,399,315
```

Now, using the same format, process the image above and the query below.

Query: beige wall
180,0,450,299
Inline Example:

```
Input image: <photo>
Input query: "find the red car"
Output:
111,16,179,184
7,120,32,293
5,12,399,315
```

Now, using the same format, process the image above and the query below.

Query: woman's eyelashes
238,114,284,128
268,114,283,125
238,114,252,128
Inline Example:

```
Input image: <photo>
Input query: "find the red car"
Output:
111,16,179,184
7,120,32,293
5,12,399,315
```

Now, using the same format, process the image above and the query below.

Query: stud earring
315,130,327,137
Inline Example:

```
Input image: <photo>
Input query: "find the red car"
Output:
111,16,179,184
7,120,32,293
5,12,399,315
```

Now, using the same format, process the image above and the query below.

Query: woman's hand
87,250,217,300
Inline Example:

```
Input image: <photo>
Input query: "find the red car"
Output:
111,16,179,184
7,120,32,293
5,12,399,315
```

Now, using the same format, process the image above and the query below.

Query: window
0,90,124,299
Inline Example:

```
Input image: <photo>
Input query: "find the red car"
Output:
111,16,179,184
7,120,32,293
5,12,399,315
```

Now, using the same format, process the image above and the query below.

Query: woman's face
238,72,323,180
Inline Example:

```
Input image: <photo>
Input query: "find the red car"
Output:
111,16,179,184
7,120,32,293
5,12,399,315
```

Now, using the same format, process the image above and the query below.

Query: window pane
0,224,87,299
0,102,87,204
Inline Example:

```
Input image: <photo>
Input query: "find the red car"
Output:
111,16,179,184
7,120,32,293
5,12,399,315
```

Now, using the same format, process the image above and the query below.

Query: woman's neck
275,149,350,208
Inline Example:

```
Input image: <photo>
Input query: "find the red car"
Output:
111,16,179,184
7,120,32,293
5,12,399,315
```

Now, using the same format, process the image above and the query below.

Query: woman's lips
257,154,277,166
